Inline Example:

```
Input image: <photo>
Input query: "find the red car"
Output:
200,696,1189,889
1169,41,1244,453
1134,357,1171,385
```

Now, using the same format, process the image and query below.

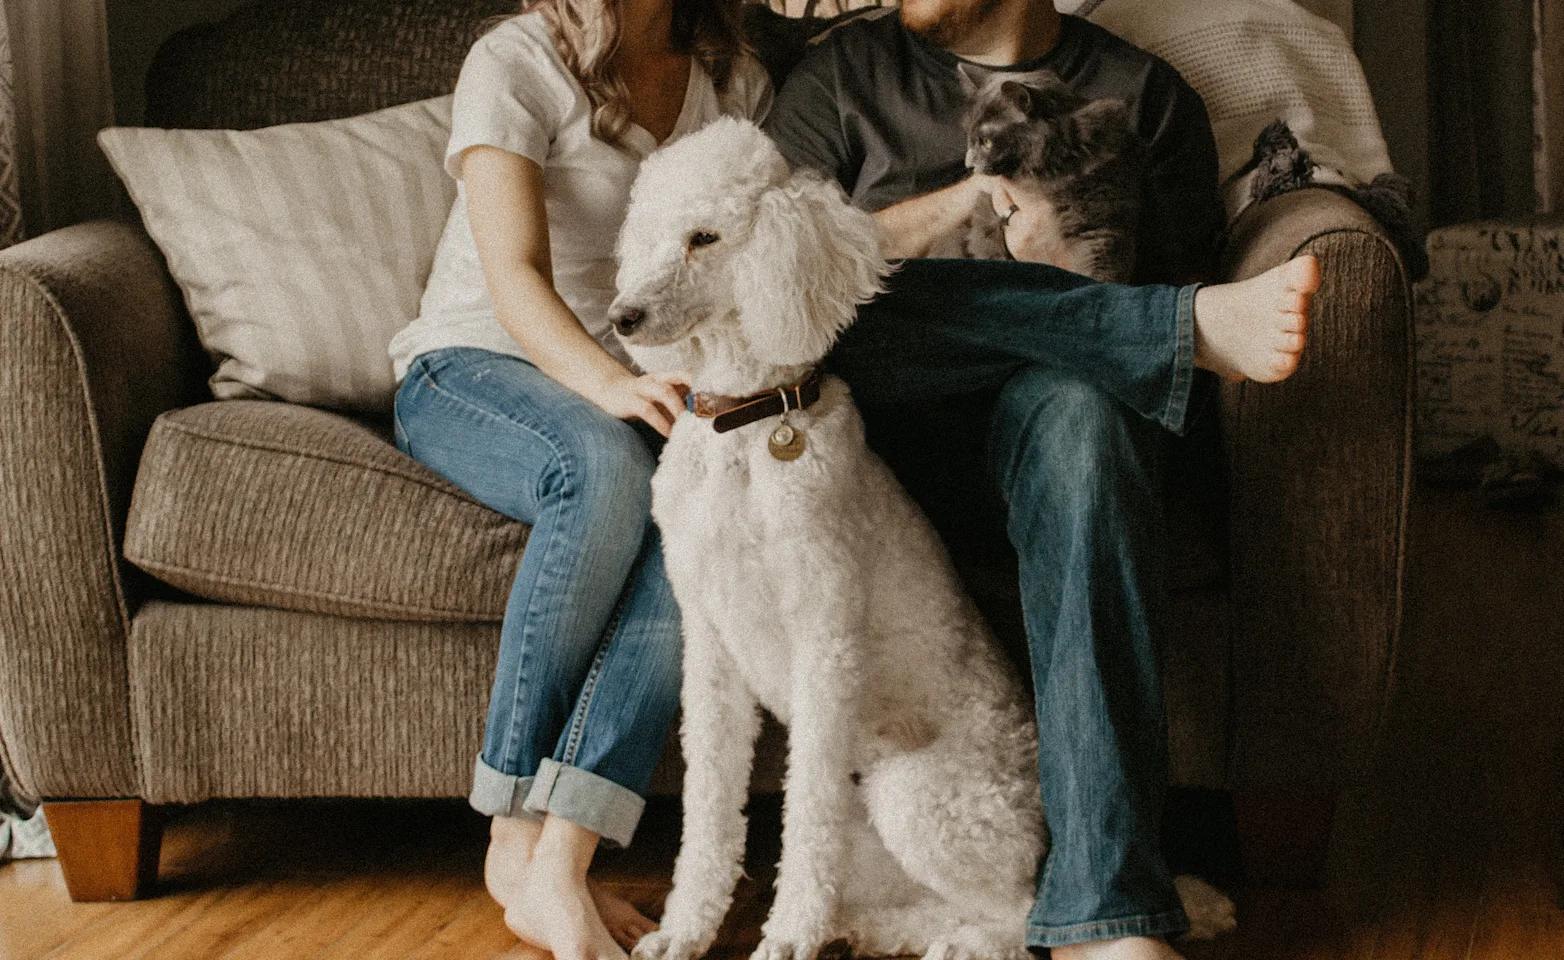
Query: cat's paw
634,930,708,960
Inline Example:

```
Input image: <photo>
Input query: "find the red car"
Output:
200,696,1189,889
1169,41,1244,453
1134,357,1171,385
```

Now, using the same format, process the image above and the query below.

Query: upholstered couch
0,0,1410,902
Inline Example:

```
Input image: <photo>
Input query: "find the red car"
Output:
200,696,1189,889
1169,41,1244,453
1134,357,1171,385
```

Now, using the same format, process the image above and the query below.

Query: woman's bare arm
460,145,685,433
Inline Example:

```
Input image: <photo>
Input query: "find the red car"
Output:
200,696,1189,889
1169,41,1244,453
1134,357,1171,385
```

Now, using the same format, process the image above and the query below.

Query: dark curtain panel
1427,0,1537,226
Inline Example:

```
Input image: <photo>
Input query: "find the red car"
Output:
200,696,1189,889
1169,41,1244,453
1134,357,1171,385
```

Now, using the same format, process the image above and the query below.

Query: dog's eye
688,231,720,249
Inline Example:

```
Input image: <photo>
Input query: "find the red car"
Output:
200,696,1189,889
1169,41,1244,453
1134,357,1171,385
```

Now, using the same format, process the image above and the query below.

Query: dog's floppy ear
732,170,888,368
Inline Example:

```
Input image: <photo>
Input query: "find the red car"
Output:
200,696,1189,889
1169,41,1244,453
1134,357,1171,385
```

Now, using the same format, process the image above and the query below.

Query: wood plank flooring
3,485,1562,959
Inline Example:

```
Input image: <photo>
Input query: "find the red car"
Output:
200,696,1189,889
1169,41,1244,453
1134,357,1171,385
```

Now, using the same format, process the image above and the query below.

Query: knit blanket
1060,0,1395,222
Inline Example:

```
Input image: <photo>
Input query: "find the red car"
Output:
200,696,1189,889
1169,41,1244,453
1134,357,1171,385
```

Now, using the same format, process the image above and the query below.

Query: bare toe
588,880,656,951
1193,255,1321,383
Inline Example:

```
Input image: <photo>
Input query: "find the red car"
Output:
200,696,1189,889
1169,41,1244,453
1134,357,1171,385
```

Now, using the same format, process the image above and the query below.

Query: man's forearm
873,177,987,259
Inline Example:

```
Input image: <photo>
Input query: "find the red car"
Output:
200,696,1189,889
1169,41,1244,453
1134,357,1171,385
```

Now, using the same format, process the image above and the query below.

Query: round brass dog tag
768,424,806,461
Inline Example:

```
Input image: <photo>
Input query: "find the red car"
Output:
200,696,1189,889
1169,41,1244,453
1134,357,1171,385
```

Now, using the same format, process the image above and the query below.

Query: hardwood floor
3,484,1562,959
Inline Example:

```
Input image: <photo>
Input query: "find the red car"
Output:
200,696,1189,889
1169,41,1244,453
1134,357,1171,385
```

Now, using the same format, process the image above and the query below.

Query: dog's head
611,117,888,381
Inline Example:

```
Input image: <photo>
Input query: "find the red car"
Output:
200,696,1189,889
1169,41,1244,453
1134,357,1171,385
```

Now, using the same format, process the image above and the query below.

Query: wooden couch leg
1233,788,1337,888
42,799,163,901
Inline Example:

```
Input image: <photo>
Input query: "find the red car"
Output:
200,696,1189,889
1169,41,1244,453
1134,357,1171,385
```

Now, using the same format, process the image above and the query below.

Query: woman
388,1,770,958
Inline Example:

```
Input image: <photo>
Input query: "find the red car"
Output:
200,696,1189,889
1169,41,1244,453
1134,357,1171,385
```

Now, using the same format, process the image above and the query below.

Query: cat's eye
688,231,720,249
979,137,993,148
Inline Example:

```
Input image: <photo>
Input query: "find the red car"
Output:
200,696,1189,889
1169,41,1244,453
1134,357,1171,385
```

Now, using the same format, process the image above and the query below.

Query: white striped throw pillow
98,97,456,413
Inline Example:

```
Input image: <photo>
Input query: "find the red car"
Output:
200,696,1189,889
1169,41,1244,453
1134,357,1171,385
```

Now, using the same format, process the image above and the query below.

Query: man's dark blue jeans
827,258,1199,947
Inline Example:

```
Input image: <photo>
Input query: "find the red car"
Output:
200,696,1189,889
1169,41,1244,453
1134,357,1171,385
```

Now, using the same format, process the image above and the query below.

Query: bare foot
503,865,629,960
1051,936,1186,960
1193,255,1320,383
485,814,544,911
589,878,659,949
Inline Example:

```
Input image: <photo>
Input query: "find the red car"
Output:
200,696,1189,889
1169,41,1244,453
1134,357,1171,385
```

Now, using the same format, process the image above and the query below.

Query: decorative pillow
98,97,456,413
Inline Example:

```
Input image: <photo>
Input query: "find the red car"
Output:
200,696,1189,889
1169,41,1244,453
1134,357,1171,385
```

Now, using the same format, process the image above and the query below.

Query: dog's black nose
614,307,646,335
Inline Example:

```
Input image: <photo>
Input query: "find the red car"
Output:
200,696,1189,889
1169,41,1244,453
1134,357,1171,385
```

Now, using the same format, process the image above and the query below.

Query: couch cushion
125,401,527,621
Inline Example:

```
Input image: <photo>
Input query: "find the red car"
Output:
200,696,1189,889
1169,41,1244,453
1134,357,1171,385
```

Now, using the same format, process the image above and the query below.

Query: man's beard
900,0,1004,50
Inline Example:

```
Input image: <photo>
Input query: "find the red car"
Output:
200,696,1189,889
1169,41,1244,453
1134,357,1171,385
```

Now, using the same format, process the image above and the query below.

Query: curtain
0,2,21,248
1,0,117,241
1536,0,1564,211
1427,0,1537,226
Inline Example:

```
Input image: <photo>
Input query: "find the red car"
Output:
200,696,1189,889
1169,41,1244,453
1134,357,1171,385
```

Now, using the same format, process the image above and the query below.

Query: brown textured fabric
126,600,764,803
126,402,529,622
144,0,516,131
0,221,204,799
1220,188,1412,790
141,1,815,133
128,601,494,801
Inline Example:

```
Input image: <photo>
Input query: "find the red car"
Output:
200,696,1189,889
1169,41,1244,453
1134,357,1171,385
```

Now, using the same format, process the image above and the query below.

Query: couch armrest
0,220,204,799
1218,188,1413,794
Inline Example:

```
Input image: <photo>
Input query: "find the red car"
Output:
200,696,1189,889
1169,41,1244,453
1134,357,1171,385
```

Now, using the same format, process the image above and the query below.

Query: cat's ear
999,80,1034,114
956,62,983,96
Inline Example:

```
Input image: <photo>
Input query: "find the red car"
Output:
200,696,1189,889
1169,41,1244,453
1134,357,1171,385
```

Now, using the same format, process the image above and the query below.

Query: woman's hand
981,175,1072,269
583,367,690,437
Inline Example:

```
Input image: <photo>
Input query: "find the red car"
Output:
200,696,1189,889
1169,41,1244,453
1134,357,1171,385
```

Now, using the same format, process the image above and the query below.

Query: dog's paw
750,935,824,960
1174,874,1237,940
920,925,1027,960
634,930,708,960
921,940,1022,960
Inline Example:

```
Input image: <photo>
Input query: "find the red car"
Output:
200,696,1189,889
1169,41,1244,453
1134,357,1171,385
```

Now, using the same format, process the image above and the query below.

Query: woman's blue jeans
394,347,679,848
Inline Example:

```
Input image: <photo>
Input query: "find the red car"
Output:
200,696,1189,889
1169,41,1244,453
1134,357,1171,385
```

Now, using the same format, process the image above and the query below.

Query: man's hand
983,176,1075,271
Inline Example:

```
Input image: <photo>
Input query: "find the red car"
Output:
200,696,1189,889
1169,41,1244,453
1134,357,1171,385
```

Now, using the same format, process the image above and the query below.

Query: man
762,1,1285,958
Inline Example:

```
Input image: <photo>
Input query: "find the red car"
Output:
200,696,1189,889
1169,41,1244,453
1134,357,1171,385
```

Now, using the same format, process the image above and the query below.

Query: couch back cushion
145,0,517,130
144,1,824,131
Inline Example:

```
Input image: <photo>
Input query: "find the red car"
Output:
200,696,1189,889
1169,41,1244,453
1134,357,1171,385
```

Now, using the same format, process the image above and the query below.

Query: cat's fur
935,67,1146,282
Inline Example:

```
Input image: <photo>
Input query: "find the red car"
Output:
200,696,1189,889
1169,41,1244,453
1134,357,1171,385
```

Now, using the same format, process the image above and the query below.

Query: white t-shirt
389,13,773,379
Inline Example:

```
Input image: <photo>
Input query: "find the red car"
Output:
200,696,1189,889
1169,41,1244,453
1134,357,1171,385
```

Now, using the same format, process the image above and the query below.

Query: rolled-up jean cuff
468,755,541,820
1161,282,1201,436
1027,908,1190,948
522,758,646,848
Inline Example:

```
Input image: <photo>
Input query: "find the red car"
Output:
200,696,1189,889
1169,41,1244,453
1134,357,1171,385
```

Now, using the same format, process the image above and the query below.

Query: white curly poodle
610,116,1234,960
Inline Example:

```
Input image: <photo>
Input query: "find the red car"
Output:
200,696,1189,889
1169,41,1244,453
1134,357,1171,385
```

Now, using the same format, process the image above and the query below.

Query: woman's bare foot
589,878,659,949
1193,255,1321,382
491,816,632,960
1052,936,1186,960
486,814,545,909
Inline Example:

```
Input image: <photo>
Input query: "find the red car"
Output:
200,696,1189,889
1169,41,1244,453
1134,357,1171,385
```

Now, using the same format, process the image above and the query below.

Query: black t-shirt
762,9,1224,284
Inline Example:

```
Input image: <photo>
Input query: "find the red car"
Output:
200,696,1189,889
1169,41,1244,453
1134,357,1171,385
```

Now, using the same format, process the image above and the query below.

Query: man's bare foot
1193,255,1321,383
589,878,659,949
1051,935,1186,960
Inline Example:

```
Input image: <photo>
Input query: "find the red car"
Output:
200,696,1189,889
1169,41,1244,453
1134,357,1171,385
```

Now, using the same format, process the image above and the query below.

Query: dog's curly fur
612,117,1235,960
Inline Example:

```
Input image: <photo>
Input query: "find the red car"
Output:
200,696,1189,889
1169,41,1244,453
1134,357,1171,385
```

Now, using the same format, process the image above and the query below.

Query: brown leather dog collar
689,370,823,434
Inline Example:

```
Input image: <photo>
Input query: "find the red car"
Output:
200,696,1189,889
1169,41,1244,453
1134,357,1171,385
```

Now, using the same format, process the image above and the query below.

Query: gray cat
935,67,1146,282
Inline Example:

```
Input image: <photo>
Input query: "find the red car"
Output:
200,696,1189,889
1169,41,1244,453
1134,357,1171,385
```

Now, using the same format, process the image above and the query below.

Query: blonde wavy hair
519,0,750,148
